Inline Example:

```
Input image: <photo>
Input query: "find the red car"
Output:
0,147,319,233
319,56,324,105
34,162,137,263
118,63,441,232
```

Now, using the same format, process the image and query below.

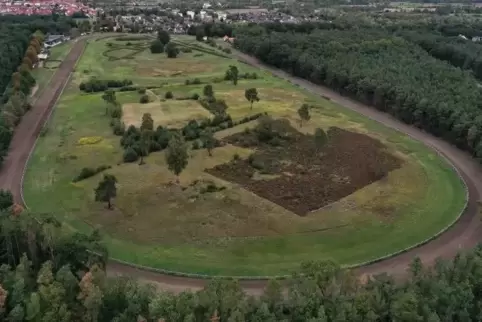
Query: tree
0,189,13,210
165,42,179,58
225,65,239,85
203,84,214,97
314,128,327,150
201,129,216,157
94,174,117,209
141,113,154,131
196,28,205,42
150,40,164,54
139,130,152,165
157,29,170,45
165,132,188,182
244,88,259,110
298,104,311,127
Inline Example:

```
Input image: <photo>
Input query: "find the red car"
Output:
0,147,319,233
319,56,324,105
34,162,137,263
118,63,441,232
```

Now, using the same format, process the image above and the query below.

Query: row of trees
234,26,482,163
3,203,482,321
0,23,48,166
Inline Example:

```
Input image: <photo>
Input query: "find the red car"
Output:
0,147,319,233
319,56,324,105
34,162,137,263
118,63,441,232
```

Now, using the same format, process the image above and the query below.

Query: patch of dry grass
122,100,213,128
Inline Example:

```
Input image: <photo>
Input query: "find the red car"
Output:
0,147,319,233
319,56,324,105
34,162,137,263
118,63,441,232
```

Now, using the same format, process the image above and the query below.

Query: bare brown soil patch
207,120,402,215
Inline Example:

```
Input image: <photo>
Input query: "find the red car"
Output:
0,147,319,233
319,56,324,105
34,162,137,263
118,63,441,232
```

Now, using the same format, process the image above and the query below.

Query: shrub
222,48,232,54
180,47,192,53
123,147,139,163
192,140,201,150
139,94,149,104
138,88,146,94
165,91,173,99
248,155,264,170
73,165,111,182
150,39,164,54
232,153,240,161
165,42,179,58
191,93,200,100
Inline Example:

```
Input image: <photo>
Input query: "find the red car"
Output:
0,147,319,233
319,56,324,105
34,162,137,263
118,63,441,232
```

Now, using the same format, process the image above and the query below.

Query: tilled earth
207,124,402,215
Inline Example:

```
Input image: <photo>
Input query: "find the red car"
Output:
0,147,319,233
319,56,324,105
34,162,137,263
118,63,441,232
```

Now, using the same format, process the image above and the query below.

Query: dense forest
233,25,482,163
2,205,482,321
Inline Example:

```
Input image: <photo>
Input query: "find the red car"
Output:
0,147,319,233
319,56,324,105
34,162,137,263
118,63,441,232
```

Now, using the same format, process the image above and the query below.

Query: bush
165,42,179,58
150,39,164,54
123,147,139,163
139,94,149,104
191,93,200,100
192,140,201,150
165,91,173,99
248,155,264,170
232,153,240,161
222,48,232,54
138,88,146,94
73,165,111,182
180,47,192,53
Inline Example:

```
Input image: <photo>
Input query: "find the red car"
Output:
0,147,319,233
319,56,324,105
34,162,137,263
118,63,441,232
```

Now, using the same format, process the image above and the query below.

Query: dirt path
4,37,482,295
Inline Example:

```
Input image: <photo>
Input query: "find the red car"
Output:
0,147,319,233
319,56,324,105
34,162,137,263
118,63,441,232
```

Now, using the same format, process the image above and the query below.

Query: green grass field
23,35,466,276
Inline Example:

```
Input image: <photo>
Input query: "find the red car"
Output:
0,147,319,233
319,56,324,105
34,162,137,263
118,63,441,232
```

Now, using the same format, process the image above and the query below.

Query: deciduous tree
94,174,117,209
201,129,216,157
244,88,259,110
298,104,310,127
225,65,239,85
165,132,188,182
157,29,170,45
203,84,214,98
140,113,154,131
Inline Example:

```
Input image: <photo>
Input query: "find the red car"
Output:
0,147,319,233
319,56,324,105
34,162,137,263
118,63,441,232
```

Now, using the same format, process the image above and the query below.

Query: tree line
0,15,74,167
233,25,482,163
3,205,482,320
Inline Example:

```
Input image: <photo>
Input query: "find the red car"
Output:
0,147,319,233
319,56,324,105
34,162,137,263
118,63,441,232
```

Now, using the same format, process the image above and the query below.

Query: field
23,35,466,276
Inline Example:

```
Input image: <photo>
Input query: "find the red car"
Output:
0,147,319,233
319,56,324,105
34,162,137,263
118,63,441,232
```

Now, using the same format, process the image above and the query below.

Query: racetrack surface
4,39,482,295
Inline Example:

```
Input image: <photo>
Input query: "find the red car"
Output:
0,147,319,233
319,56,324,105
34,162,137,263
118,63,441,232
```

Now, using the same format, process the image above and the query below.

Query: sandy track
4,38,481,295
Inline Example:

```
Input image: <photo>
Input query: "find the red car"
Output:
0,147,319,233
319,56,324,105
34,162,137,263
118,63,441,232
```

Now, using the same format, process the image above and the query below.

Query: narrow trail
3,37,481,295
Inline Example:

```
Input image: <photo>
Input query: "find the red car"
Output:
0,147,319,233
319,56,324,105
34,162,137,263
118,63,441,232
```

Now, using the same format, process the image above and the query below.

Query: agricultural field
23,34,466,276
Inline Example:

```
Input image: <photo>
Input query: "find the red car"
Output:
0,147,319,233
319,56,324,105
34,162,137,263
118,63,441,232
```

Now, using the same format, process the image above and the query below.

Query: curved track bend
3,40,481,295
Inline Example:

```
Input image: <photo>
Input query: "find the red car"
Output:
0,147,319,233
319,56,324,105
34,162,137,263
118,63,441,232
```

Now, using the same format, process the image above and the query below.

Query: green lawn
23,35,466,277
